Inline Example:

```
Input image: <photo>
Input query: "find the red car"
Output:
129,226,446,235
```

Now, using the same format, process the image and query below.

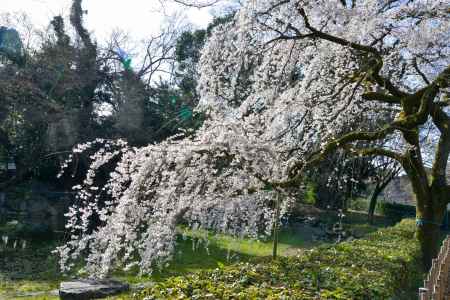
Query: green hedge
136,219,421,299
378,202,416,222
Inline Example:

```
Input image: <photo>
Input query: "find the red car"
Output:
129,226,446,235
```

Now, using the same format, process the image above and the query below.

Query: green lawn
0,241,61,300
0,211,387,299
115,226,318,283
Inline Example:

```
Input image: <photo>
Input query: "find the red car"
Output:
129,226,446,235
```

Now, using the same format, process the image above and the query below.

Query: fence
419,235,450,300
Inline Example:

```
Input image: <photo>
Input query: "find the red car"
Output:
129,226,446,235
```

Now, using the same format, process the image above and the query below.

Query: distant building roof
383,169,450,206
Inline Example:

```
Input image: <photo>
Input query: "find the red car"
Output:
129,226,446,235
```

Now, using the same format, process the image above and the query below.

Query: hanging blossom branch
56,121,297,276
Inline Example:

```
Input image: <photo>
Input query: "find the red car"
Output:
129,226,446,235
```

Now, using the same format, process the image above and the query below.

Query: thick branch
430,97,450,191
431,103,450,134
362,92,400,104
309,126,395,162
434,64,450,90
342,145,405,163
430,132,450,190
294,5,407,98
296,6,379,56
394,87,438,130
274,126,398,188
397,65,450,130
412,58,430,85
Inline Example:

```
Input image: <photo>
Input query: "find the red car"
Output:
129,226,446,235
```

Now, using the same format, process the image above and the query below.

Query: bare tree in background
367,156,402,224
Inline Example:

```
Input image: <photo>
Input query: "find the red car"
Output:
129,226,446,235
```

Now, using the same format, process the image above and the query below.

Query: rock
6,220,19,226
14,289,59,298
130,281,155,291
346,236,355,242
59,279,129,299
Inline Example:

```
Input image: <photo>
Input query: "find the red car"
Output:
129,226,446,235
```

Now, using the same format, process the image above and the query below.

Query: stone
59,279,129,299
130,281,155,291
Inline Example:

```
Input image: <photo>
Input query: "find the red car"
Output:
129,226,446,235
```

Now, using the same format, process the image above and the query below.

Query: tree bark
368,171,398,224
413,182,447,270
416,222,441,271
367,183,381,224
272,193,280,259
70,0,98,142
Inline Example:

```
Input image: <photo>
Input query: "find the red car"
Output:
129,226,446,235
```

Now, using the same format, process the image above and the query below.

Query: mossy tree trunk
410,181,447,270
282,66,450,271
414,188,447,270
401,115,450,270
270,20,450,271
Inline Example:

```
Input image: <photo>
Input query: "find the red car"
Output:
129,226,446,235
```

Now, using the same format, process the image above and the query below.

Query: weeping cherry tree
57,0,449,275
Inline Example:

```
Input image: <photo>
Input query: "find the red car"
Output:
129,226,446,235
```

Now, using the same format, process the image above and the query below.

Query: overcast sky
0,0,213,42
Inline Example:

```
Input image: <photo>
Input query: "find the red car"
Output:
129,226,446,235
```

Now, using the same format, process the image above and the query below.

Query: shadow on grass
0,240,62,299
115,235,277,282
113,226,326,285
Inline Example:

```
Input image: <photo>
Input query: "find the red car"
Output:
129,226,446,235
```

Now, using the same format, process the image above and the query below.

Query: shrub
0,222,53,240
348,197,370,212
378,202,416,223
135,219,421,299
304,182,317,205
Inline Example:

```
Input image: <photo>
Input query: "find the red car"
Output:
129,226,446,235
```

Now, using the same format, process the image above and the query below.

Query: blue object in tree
117,47,132,71
117,48,128,60
179,106,193,121
122,58,132,70
170,96,178,105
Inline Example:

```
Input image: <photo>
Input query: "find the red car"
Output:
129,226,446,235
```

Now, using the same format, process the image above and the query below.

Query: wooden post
418,287,428,300
419,235,450,299
272,192,280,259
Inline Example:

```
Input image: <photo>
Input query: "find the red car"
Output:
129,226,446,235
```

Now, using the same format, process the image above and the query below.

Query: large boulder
59,279,129,299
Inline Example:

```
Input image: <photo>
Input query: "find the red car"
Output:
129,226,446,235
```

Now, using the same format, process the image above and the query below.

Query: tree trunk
416,222,440,270
413,186,446,270
272,193,280,259
368,173,397,224
342,181,352,213
367,183,381,224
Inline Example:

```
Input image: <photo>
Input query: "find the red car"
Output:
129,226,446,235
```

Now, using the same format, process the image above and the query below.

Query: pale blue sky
1,0,213,42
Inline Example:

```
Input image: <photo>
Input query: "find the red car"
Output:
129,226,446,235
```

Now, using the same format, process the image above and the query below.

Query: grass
114,226,316,283
133,219,423,300
0,210,389,299
0,227,322,299
0,241,61,300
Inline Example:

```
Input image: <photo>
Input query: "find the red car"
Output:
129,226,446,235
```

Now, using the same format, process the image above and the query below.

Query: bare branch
413,57,431,85
171,0,222,8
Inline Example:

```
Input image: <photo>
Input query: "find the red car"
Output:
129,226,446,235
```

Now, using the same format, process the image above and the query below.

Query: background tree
366,155,402,224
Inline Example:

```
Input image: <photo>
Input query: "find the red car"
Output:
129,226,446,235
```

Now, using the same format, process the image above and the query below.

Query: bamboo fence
420,236,450,300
